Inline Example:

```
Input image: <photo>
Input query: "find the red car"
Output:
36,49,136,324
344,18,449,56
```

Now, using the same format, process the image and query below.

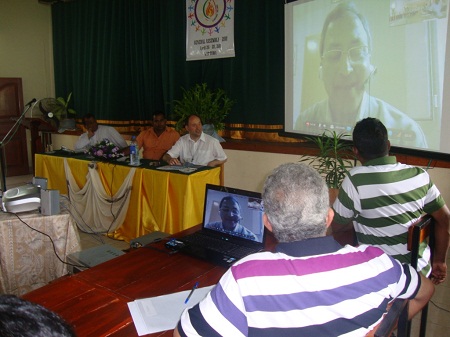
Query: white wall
0,0,54,101
0,0,54,169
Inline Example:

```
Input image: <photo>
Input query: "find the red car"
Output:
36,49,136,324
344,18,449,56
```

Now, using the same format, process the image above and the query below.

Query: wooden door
0,78,30,178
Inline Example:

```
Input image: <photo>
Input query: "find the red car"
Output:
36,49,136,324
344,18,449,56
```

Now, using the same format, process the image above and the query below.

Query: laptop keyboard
181,233,257,259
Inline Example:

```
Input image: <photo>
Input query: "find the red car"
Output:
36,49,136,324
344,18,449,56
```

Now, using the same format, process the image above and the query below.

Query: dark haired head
153,111,165,119
219,196,240,210
0,295,77,337
81,113,96,126
320,2,372,57
353,118,389,161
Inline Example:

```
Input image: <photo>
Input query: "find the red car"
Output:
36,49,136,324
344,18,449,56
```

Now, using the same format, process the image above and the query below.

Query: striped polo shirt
177,236,419,337
332,156,445,275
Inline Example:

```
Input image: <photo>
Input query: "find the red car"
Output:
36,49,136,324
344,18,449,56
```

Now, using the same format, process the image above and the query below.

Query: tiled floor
5,174,450,336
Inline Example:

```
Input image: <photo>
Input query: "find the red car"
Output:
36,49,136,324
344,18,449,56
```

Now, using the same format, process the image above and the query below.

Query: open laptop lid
201,184,265,247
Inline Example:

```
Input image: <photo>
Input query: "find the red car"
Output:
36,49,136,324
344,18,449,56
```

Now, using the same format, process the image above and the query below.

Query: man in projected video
205,196,257,240
295,2,428,148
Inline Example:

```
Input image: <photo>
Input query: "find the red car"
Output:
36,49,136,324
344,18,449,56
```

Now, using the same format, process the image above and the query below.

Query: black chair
374,215,434,337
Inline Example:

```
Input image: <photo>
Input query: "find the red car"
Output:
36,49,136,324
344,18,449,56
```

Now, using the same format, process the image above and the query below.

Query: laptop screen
202,184,265,244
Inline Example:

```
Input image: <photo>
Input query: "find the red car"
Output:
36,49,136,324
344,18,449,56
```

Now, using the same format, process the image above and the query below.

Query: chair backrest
407,215,434,270
373,298,408,337
373,214,434,337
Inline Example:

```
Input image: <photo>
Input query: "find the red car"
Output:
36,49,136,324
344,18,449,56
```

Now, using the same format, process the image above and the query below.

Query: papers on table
156,165,198,173
156,165,185,171
127,285,215,336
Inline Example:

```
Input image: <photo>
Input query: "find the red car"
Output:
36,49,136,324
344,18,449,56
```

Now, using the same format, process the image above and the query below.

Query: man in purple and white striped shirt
174,163,433,337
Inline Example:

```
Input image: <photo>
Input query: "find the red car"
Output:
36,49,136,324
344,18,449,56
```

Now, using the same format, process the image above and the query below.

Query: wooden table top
23,227,277,336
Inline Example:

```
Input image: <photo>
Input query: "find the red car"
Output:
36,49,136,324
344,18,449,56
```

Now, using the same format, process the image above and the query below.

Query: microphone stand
0,100,35,193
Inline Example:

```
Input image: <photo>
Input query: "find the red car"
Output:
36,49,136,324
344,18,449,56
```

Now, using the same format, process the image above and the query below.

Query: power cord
60,195,106,245
3,210,85,270
430,299,450,313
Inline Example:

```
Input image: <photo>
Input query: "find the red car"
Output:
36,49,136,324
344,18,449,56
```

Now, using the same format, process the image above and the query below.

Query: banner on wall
186,0,235,61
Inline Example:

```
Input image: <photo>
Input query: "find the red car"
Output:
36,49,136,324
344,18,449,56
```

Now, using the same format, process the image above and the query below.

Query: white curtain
64,159,135,233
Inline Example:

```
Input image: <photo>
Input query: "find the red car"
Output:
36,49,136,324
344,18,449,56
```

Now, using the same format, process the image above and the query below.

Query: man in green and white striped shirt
332,117,450,285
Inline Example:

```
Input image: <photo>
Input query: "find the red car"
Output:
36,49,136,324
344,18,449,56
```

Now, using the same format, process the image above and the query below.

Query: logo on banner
186,0,235,60
192,0,226,29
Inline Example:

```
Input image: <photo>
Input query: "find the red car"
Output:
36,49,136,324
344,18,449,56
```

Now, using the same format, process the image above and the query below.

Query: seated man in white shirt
162,114,227,167
74,113,128,151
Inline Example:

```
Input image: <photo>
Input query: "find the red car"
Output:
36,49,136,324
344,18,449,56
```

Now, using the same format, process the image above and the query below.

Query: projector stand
0,101,34,194
0,143,6,193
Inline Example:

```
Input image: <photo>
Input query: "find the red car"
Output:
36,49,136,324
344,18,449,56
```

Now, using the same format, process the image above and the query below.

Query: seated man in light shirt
74,113,128,151
162,114,227,167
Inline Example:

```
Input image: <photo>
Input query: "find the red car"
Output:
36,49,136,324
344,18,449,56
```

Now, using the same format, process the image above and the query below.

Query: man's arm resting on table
207,158,227,167
74,133,90,150
163,153,181,165
430,205,450,285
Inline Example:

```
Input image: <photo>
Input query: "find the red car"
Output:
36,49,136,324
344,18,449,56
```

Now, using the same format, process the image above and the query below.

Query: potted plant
172,83,235,141
300,130,356,202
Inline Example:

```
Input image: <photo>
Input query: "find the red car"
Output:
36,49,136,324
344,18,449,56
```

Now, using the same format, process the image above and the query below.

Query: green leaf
299,130,356,189
171,83,235,132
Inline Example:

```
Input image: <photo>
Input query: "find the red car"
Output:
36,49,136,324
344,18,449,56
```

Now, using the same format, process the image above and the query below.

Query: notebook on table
177,184,265,267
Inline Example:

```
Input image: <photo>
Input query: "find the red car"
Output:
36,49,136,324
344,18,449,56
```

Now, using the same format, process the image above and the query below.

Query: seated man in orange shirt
136,111,180,160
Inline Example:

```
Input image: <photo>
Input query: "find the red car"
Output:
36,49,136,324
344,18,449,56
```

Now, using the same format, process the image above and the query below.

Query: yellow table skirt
35,154,220,241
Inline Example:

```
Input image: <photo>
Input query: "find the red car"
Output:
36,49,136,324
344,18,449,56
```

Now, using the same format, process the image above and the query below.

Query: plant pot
203,124,225,142
58,118,77,133
328,188,339,206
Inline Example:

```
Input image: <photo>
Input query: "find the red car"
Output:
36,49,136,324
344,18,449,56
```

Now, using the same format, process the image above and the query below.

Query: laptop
177,184,266,267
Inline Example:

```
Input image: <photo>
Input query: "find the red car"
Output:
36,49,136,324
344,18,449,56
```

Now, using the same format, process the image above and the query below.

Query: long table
35,153,221,241
22,226,277,336
0,207,81,296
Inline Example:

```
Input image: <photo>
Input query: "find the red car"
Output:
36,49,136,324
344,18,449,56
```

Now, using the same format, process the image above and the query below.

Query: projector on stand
1,177,60,215
2,185,41,213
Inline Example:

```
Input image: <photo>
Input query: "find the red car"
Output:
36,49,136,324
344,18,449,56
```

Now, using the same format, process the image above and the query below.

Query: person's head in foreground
352,117,390,162
174,163,434,337
218,196,242,231
262,162,331,242
0,295,76,337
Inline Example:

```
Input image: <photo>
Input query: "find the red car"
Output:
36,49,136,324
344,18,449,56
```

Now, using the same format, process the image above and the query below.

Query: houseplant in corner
172,83,235,142
300,130,356,203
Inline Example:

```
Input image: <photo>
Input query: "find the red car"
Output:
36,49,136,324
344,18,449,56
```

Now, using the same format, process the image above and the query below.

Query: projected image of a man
205,196,257,240
295,2,428,148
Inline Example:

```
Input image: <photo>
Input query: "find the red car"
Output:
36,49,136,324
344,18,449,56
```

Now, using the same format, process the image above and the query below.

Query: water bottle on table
129,136,140,166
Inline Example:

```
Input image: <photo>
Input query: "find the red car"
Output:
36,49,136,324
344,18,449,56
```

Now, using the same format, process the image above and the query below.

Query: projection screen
284,0,450,159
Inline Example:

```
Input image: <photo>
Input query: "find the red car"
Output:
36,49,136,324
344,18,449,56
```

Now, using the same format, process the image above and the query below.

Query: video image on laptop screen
202,186,264,244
